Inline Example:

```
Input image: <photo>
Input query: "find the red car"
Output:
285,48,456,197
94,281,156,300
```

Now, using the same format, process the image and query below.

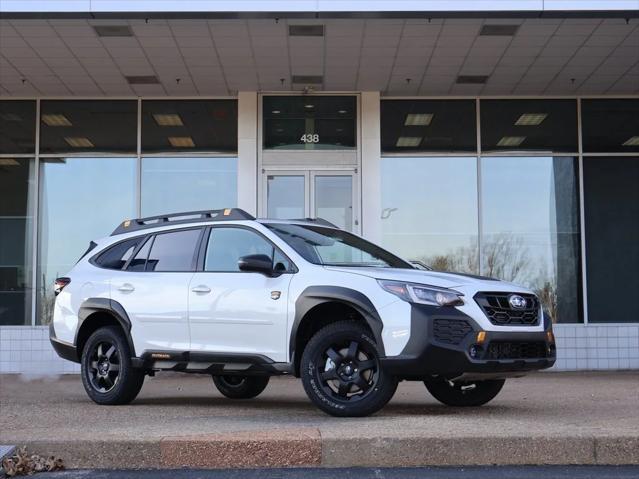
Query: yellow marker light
546,330,555,343
223,208,231,216
476,331,487,344
123,220,131,228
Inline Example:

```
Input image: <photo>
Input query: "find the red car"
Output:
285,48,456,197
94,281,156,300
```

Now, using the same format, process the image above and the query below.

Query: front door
263,170,358,232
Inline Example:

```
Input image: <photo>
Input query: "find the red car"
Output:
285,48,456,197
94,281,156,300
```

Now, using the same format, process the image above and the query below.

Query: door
263,170,358,232
188,226,294,362
111,228,202,354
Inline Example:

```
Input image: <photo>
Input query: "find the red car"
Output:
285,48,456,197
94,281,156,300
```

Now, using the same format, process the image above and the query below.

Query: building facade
1,1,638,374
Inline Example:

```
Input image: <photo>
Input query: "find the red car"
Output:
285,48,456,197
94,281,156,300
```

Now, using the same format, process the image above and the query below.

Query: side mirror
238,254,273,275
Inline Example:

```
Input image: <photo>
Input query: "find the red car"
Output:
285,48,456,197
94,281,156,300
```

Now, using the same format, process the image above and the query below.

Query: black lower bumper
380,304,556,380
49,322,80,363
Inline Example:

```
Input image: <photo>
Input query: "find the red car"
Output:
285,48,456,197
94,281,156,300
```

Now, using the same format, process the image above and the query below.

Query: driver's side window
204,227,291,272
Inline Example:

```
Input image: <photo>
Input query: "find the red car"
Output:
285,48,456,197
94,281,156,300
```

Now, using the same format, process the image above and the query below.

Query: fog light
469,345,482,359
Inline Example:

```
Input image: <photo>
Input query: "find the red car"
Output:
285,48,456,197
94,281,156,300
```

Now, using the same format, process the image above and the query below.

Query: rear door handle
117,283,135,293
191,285,211,294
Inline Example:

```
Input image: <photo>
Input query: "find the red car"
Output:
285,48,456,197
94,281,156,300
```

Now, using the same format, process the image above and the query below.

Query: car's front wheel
424,378,505,407
80,325,145,405
212,375,270,399
300,321,397,417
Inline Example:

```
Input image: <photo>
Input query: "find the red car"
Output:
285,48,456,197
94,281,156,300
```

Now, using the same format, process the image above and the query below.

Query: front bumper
380,303,556,380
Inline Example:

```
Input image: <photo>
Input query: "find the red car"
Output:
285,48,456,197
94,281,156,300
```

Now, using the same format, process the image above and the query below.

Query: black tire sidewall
301,321,397,417
424,379,505,407
80,325,144,405
212,375,270,399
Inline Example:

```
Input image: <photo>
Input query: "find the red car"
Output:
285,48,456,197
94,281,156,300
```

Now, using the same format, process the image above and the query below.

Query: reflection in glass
314,175,353,231
581,99,639,153
584,157,639,323
0,158,35,325
267,175,305,219
37,157,136,324
0,101,36,154
480,156,582,323
141,157,237,216
381,157,479,273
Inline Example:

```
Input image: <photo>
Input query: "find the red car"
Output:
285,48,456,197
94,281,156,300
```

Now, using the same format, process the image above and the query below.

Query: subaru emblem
508,294,527,309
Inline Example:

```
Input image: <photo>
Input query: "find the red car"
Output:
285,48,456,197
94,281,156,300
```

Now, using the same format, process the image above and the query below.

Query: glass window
0,158,35,325
40,100,137,154
0,101,36,154
480,156,582,323
265,223,411,268
314,176,353,231
582,99,639,153
141,157,237,216
127,238,152,272
480,100,578,153
205,227,287,272
381,157,479,273
263,96,356,150
381,100,477,153
94,237,145,270
583,157,639,323
37,157,137,324
142,100,237,154
146,229,201,272
267,175,305,219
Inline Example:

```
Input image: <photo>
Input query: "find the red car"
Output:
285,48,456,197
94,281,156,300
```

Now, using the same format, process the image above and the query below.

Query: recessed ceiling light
0,113,21,122
622,136,639,146
42,114,72,127
515,113,547,126
456,75,489,84
168,136,195,148
276,128,284,133
64,137,94,148
153,114,183,127
396,137,422,148
336,128,343,132
272,110,281,114
405,113,434,126
125,75,160,85
497,136,526,147
288,25,324,37
93,25,134,37
338,110,348,114
479,25,520,36
304,104,315,109
291,75,323,85
0,158,20,166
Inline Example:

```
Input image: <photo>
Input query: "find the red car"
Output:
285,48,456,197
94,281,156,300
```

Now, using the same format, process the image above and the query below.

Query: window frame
90,237,146,271
198,224,298,274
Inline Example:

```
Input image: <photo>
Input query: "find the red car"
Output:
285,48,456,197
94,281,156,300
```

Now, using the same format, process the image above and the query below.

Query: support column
360,91,382,243
237,91,258,216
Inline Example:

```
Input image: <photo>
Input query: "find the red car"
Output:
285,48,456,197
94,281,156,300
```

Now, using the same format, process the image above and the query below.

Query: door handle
191,285,211,294
117,283,135,293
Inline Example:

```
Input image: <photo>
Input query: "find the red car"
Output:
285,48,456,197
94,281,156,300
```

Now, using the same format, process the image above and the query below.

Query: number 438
300,134,319,143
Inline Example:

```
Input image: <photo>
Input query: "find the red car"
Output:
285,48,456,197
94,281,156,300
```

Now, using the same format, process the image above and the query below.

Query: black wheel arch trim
290,286,385,374
75,297,137,358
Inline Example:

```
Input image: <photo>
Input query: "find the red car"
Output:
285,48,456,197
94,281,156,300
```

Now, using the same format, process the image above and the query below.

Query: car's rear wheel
212,375,270,399
80,325,144,405
300,321,397,417
424,378,505,407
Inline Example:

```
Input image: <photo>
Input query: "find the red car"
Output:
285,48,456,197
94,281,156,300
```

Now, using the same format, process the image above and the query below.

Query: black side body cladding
290,286,385,375
76,298,136,357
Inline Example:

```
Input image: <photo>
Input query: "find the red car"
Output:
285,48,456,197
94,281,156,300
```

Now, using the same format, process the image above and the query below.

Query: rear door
188,226,294,362
111,228,203,354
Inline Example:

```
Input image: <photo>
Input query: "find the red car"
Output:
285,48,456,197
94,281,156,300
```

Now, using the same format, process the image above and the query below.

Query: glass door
262,170,357,232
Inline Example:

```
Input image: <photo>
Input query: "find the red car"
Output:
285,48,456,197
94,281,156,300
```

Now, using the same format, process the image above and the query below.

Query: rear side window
94,237,144,270
127,238,152,272
146,229,201,272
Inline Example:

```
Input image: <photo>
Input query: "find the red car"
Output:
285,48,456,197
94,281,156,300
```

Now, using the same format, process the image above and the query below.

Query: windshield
264,223,413,269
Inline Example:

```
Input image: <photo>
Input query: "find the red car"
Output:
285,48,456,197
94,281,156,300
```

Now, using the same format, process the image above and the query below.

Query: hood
324,266,528,292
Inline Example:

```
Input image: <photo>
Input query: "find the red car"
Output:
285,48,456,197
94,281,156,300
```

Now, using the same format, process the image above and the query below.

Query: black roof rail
111,208,255,236
289,217,339,228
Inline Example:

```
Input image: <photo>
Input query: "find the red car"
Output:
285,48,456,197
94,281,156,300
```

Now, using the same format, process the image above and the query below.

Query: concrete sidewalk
1,372,638,469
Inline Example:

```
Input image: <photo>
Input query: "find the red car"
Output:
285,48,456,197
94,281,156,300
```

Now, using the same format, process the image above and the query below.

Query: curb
21,433,639,469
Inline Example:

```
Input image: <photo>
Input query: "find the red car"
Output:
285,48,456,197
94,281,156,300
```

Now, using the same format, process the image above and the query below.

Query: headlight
377,280,464,307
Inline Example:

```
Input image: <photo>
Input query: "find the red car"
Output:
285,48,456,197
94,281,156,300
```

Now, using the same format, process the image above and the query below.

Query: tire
212,375,270,399
300,321,398,417
424,379,505,407
80,325,145,405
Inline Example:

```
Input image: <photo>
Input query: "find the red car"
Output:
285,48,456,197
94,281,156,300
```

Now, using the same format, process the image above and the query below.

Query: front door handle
117,283,135,293
191,285,211,294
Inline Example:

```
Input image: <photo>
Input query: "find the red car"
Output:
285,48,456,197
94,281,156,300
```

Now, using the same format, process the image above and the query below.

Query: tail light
54,277,71,296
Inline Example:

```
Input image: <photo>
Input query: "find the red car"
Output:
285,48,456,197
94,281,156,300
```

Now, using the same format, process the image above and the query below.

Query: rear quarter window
93,237,145,270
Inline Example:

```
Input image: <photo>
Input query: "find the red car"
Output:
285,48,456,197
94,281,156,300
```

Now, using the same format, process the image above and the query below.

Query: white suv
50,208,555,417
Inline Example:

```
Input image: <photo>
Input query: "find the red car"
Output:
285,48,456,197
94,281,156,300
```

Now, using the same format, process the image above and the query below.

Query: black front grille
474,292,540,326
433,319,473,345
487,341,548,360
